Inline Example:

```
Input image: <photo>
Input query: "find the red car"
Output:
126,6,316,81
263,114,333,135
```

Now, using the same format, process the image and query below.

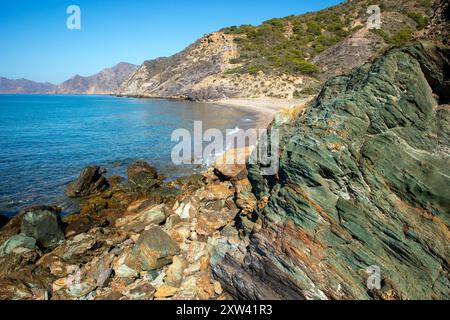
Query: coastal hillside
119,0,436,100
0,77,56,94
56,62,138,95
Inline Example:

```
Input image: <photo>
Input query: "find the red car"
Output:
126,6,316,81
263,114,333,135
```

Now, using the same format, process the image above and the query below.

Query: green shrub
407,12,429,29
223,0,432,77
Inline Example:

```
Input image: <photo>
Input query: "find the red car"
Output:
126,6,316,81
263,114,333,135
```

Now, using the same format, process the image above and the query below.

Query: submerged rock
65,166,110,198
21,206,65,250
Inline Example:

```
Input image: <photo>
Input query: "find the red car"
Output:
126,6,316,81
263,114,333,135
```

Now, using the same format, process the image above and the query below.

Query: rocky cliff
56,62,137,95
119,32,307,100
0,77,56,94
211,40,450,300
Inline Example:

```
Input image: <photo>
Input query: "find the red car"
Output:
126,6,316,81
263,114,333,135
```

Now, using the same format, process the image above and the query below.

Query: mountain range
0,62,137,95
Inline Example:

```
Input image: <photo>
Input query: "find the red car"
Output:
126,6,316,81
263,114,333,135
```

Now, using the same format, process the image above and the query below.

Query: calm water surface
0,95,262,216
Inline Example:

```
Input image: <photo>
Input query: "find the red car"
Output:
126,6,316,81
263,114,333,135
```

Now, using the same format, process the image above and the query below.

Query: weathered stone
198,182,234,201
123,280,156,300
0,279,34,300
0,234,37,257
37,253,76,278
0,213,23,247
116,264,139,279
165,214,182,230
154,285,178,298
168,222,191,243
166,255,188,287
64,215,103,238
196,208,238,237
176,174,205,189
61,233,108,264
115,204,166,232
65,166,109,198
21,207,65,249
94,290,124,300
173,197,200,220
233,177,257,215
0,250,41,278
149,187,183,203
133,226,180,271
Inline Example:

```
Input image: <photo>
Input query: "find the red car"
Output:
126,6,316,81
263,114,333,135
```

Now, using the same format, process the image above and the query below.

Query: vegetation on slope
222,0,436,76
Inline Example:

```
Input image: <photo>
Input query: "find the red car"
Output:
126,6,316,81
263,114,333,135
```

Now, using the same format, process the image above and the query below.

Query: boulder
0,279,35,300
197,182,234,201
0,234,37,257
127,161,158,188
65,166,110,198
133,226,179,271
123,280,156,300
154,285,178,298
21,206,65,249
115,204,167,232
64,215,104,238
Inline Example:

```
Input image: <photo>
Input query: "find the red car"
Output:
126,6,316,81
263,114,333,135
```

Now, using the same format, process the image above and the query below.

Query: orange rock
155,285,179,298
198,183,234,201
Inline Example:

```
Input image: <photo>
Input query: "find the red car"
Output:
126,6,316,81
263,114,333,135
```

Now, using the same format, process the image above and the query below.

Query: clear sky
0,0,343,84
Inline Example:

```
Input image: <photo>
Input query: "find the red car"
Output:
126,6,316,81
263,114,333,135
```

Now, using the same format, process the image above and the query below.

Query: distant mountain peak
55,62,138,95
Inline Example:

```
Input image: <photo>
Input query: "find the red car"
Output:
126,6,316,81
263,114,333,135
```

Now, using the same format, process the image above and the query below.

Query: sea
0,94,262,216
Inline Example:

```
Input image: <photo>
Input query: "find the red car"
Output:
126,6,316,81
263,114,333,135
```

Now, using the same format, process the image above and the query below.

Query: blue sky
0,0,343,84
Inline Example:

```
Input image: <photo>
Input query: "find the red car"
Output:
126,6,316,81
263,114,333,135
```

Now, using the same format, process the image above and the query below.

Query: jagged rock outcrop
312,28,386,80
421,0,449,45
21,207,65,250
0,77,56,94
56,62,137,95
118,32,308,100
65,166,110,198
211,41,450,300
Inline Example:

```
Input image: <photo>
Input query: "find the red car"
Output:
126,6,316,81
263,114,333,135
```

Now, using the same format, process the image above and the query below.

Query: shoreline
208,97,314,127
0,95,313,217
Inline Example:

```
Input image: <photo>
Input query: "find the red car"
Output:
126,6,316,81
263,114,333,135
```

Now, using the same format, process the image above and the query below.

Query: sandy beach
210,97,313,126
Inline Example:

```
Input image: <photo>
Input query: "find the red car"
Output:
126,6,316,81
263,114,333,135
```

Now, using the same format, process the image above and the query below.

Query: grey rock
0,234,37,257
21,207,64,249
65,166,110,198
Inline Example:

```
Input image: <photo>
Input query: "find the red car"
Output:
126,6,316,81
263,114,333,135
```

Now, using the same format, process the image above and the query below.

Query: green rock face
21,208,65,250
212,42,450,300
0,234,36,257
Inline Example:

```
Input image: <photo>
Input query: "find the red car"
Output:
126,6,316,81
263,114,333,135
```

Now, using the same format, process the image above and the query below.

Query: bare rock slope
211,40,450,300
0,77,56,94
56,62,137,95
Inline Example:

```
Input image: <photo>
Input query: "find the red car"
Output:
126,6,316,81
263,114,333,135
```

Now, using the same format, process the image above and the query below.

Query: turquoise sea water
0,95,259,216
